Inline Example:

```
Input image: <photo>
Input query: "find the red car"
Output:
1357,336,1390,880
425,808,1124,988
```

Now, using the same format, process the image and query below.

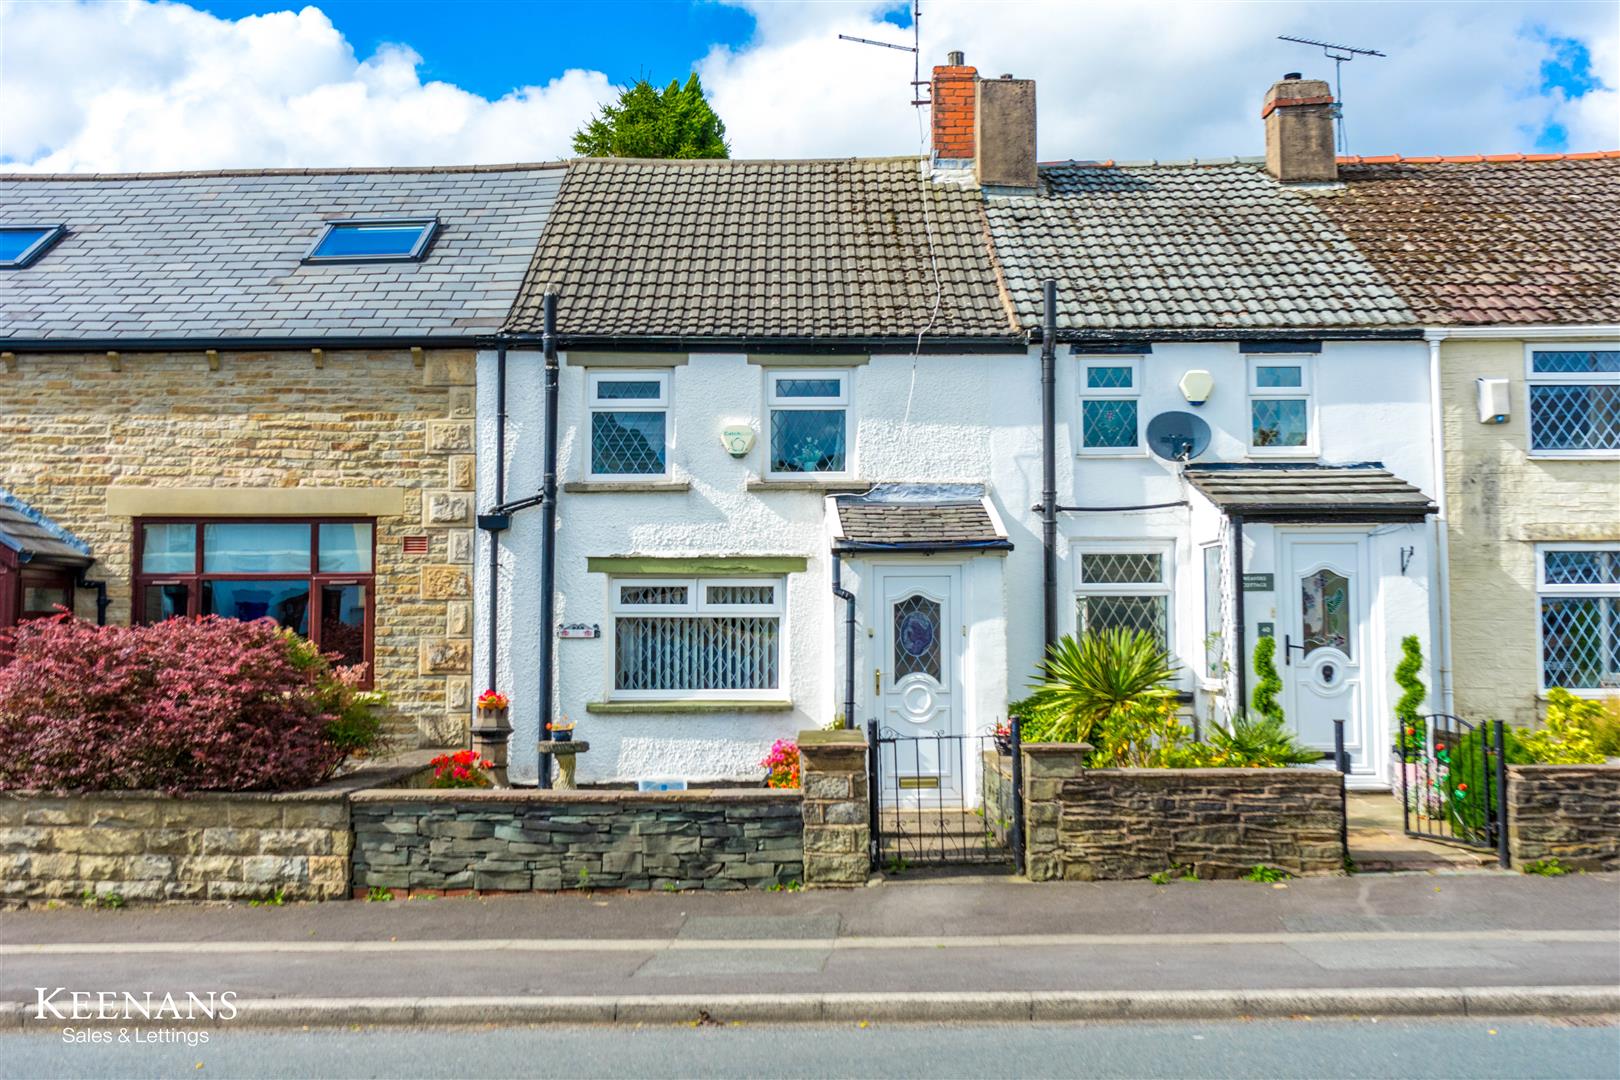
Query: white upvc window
610,576,785,699
588,370,669,478
1536,544,1620,695
767,369,850,477
1078,356,1144,456
1202,542,1225,680
1247,356,1316,455
1525,344,1620,458
1074,540,1174,657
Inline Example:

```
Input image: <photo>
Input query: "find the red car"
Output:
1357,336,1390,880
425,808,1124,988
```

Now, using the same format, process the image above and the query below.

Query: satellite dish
1145,411,1212,462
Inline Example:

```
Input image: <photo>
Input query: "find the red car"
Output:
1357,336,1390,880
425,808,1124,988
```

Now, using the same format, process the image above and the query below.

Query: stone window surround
1523,341,1620,459
1076,354,1145,457
1535,541,1620,697
131,515,377,683
1246,353,1318,457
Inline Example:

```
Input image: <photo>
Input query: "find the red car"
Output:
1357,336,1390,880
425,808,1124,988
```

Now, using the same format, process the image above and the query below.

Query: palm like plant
1021,629,1178,747
1208,712,1319,767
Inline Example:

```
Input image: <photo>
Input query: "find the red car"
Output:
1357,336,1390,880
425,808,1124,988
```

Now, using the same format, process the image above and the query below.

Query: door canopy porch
1183,463,1437,523
831,483,1013,554
0,488,95,629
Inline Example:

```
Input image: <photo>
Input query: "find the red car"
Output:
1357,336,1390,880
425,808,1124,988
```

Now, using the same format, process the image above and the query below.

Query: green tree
572,74,729,159
1250,635,1284,724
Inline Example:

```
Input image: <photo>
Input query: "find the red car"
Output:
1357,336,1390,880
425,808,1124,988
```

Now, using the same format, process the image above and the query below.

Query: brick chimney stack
1262,73,1338,183
931,50,977,168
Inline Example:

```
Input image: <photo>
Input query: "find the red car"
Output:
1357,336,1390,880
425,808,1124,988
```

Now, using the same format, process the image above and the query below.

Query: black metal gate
867,719,1022,872
1397,712,1510,867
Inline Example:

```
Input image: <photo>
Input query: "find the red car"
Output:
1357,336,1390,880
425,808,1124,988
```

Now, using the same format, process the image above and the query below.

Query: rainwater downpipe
832,554,857,730
1231,516,1247,713
484,344,508,690
1425,331,1456,714
1040,278,1059,649
536,293,561,789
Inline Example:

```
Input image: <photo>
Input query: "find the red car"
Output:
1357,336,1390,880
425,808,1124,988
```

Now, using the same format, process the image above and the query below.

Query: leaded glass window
1527,346,1620,454
1300,569,1351,657
892,594,942,680
1538,545,1620,691
1079,357,1142,453
768,369,849,475
1248,358,1313,453
589,371,669,477
1075,544,1171,653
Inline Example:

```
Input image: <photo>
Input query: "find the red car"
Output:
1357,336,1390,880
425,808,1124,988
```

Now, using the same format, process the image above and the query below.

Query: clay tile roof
1317,155,1620,325
0,164,566,342
506,157,1017,341
985,160,1415,334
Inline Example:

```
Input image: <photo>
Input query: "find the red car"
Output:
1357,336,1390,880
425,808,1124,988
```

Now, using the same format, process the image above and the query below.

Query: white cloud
1,0,1614,173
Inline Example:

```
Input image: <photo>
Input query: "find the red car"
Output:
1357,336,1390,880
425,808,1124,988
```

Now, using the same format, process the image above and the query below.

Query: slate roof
507,157,1016,342
0,164,565,342
1317,155,1620,325
833,484,1010,551
0,489,94,566
985,160,1414,334
1184,463,1436,520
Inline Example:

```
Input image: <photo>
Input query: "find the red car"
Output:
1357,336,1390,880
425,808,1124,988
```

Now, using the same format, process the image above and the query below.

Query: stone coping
1507,763,1620,772
1,752,434,803
1021,742,1095,753
351,787,801,805
1076,766,1340,778
798,728,868,747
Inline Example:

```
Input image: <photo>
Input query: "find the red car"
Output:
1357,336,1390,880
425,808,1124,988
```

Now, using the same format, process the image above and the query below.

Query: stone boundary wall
798,729,869,886
1020,744,1345,881
1508,764,1620,871
350,789,803,894
0,761,425,906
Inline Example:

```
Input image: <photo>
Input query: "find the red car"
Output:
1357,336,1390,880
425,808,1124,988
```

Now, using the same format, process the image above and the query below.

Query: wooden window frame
131,516,377,685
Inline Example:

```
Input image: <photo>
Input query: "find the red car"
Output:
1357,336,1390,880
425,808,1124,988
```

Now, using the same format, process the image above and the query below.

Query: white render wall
476,338,1439,787
477,348,1043,785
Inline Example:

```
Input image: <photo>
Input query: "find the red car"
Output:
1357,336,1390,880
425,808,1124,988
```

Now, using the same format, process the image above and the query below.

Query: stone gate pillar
798,728,870,886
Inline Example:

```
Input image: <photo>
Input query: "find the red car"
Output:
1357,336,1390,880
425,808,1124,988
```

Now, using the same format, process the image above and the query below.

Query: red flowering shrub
0,615,384,793
429,748,493,789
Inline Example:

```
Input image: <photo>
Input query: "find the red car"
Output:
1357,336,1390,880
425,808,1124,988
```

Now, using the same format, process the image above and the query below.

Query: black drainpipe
482,345,509,691
75,571,109,626
831,553,857,730
1040,279,1059,649
537,293,561,789
1230,515,1247,714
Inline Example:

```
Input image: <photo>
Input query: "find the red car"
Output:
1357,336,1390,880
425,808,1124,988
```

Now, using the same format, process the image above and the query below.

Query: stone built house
1316,155,1620,723
0,165,561,744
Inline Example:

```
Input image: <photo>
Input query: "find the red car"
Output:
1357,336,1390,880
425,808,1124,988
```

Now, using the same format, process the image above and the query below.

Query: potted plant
428,749,495,789
547,719,576,743
993,721,1013,757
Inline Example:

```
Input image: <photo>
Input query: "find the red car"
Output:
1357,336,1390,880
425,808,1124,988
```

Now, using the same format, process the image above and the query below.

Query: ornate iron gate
1397,713,1510,867
867,719,1021,871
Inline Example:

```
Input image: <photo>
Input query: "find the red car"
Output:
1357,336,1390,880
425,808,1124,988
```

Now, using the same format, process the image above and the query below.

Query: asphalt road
3,1018,1617,1079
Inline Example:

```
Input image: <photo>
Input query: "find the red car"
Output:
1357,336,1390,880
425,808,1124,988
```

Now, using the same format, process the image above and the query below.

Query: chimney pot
947,50,964,65
1262,74,1337,183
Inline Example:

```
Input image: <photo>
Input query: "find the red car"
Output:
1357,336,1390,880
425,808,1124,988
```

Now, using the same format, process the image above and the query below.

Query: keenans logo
35,988,238,1022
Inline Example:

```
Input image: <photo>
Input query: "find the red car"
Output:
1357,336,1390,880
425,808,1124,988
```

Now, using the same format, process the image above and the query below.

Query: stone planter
470,707,512,787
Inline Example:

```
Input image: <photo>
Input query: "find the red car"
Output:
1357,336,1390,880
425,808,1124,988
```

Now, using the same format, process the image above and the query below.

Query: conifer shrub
1249,636,1285,724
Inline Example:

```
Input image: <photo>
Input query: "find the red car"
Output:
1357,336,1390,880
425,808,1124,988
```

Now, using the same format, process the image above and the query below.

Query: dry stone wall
0,348,478,745
350,790,804,893
1508,764,1620,871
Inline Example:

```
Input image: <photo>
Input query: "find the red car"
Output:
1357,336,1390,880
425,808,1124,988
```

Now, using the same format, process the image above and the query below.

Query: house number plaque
556,623,601,639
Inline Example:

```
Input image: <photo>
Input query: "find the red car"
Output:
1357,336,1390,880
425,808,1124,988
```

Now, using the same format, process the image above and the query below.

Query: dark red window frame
131,517,377,685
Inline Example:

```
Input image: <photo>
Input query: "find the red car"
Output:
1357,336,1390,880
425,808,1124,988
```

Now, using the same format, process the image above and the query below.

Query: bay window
133,519,375,676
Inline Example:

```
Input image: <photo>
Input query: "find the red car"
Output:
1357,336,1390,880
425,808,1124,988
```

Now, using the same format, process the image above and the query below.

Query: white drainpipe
1425,329,1456,715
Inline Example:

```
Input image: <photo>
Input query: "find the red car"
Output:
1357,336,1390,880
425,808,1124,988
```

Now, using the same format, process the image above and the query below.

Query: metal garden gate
1397,712,1510,867
866,718,1023,872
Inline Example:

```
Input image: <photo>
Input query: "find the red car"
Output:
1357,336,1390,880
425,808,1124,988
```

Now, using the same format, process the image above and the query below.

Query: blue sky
3,0,1615,172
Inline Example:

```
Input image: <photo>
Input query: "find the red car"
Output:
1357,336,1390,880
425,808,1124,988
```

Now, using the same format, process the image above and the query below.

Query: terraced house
0,165,562,744
1318,152,1620,722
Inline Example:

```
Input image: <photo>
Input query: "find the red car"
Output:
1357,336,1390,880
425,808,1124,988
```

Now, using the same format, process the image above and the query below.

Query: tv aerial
839,1,929,112
1278,35,1386,154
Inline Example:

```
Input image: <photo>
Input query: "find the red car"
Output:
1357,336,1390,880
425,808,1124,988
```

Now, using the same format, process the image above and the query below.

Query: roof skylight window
0,225,66,269
304,218,438,263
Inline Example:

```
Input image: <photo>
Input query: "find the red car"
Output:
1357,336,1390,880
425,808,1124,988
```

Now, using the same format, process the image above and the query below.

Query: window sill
564,480,691,494
586,699,795,714
1077,449,1148,459
747,478,871,493
1526,452,1620,461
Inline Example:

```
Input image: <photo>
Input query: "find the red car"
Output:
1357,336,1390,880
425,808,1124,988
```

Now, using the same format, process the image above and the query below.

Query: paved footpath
3,873,1617,1026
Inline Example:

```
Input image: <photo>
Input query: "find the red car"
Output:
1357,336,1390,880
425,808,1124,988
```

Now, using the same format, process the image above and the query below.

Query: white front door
874,565,963,799
1279,532,1371,777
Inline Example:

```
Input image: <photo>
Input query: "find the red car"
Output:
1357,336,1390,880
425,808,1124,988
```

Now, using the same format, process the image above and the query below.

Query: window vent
402,535,430,555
